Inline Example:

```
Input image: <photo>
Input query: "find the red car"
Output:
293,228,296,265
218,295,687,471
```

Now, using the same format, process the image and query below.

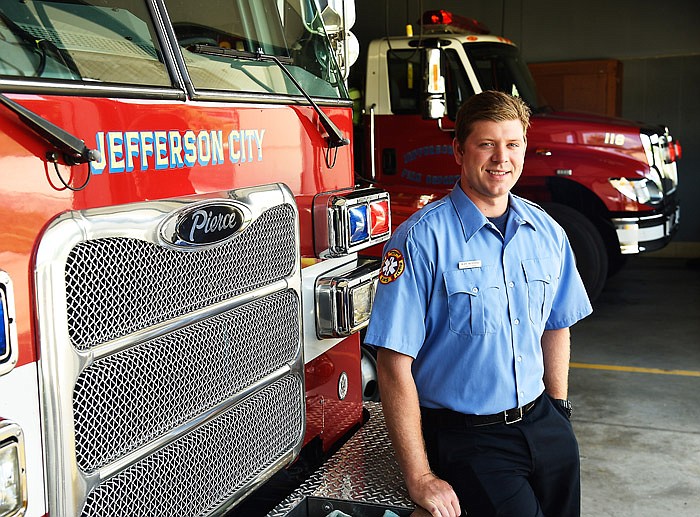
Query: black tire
542,203,608,301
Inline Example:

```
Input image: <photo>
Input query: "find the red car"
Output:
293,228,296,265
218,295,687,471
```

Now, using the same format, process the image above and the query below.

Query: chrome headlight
609,177,663,205
316,259,380,338
0,421,26,517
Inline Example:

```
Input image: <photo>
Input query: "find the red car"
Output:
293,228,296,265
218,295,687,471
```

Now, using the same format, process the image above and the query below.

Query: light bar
315,188,391,257
420,10,490,35
316,259,380,338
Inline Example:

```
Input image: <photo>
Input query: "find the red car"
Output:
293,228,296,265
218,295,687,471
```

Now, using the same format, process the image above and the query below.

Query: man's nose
491,144,509,162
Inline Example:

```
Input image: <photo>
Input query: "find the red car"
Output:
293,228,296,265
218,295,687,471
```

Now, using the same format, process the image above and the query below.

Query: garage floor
570,256,700,516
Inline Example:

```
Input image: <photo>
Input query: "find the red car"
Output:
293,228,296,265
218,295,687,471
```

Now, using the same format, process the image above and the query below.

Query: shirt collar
448,182,537,242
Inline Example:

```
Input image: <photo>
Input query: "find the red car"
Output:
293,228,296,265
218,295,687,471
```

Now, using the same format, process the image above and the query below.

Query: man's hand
407,471,461,517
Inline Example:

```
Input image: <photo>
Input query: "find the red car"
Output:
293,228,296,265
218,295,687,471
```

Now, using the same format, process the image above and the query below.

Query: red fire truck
353,9,682,300
0,1,411,516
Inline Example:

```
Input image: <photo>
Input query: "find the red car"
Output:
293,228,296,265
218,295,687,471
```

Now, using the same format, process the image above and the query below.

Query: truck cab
355,10,681,300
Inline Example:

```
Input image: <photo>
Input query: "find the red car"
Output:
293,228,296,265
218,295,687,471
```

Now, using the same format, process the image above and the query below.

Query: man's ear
452,138,463,165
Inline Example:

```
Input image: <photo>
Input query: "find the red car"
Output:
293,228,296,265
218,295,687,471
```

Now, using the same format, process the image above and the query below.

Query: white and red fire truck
352,9,682,300
0,1,413,516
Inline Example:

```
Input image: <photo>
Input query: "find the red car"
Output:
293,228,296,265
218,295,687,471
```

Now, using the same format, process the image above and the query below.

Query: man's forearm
541,327,571,399
376,348,461,517
376,348,431,485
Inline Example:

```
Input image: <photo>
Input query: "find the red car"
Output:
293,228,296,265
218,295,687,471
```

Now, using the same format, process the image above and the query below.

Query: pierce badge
160,199,250,248
379,248,405,284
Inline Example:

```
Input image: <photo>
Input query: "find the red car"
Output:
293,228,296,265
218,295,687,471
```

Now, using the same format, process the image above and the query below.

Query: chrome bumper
612,204,680,254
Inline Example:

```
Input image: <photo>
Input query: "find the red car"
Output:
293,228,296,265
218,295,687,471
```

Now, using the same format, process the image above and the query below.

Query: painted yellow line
570,362,700,377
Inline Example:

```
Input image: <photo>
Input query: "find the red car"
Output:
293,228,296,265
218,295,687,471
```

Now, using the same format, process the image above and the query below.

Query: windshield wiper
0,92,100,165
190,45,350,149
0,11,79,77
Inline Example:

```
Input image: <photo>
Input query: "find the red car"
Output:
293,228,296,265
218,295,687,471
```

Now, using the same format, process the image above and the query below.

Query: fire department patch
379,248,405,284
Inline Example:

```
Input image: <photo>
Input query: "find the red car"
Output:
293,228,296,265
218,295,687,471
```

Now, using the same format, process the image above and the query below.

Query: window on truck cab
386,48,473,119
464,42,540,109
170,0,346,98
0,0,347,100
0,0,170,86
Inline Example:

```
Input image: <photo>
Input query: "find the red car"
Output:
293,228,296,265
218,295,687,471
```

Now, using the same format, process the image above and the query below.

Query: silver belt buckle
504,406,523,424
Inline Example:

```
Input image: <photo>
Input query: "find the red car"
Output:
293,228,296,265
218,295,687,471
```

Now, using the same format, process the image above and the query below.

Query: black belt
421,398,538,428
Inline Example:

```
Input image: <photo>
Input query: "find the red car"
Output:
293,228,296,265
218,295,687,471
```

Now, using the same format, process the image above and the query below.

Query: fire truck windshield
385,43,545,121
0,0,347,99
465,42,544,111
0,0,170,86
168,0,346,99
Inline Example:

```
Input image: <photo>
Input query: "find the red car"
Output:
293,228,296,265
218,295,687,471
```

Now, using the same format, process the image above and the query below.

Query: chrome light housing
0,421,26,517
316,259,380,338
315,188,390,257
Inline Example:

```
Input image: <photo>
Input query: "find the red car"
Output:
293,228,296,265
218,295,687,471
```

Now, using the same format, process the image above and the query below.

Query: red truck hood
535,109,665,133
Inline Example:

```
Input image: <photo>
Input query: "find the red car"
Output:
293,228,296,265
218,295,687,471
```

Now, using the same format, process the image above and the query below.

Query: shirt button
546,274,551,280
508,281,515,288
514,318,520,325
472,287,479,293
517,356,522,362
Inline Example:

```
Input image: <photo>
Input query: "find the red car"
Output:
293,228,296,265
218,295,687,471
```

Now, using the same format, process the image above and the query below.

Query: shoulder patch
379,248,405,284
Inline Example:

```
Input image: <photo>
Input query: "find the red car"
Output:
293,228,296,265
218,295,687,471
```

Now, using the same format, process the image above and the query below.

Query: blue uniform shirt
365,184,593,415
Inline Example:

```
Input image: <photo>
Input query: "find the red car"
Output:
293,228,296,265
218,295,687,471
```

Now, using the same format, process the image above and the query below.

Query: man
364,90,592,517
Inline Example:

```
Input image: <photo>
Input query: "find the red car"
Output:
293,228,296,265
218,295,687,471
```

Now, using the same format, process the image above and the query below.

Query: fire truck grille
72,289,300,474
64,203,296,351
36,186,306,516
80,374,304,517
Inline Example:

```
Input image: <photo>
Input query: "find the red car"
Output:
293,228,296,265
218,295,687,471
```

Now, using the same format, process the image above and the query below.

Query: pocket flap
444,268,481,296
522,258,556,284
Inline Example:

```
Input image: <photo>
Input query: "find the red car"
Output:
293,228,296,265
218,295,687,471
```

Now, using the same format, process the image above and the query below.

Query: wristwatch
556,399,573,419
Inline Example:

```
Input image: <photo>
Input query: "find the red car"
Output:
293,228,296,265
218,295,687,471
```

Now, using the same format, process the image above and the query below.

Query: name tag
458,260,482,269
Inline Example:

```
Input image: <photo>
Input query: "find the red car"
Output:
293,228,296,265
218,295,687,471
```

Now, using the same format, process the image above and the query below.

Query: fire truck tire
542,203,608,301
361,344,380,401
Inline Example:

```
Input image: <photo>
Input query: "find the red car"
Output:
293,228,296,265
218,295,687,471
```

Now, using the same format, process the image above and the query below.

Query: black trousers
421,394,580,517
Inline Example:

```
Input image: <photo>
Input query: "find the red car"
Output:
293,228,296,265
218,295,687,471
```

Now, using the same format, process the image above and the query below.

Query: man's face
453,119,526,211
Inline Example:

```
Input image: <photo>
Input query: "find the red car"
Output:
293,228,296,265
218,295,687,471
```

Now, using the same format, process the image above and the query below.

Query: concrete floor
569,256,700,516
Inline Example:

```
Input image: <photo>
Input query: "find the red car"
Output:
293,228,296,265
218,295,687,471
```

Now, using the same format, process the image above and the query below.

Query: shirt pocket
443,268,502,336
522,258,557,326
